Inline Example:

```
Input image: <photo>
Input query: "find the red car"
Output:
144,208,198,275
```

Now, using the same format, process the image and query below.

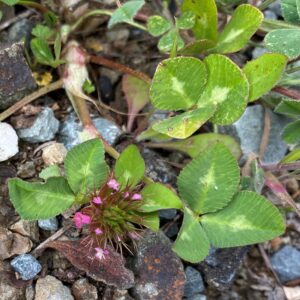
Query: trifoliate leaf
114,144,145,189
64,139,109,194
39,165,61,180
8,177,75,220
150,57,207,110
281,0,300,23
32,24,54,39
108,0,145,28
147,15,171,37
198,54,249,125
140,183,183,212
178,143,240,214
157,29,184,53
179,39,216,55
243,53,287,102
152,106,216,139
172,208,210,263
212,4,263,54
181,0,218,41
201,191,285,247
265,29,300,59
176,11,196,29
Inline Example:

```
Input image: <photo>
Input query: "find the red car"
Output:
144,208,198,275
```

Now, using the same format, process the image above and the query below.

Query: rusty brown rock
0,43,36,110
103,287,133,300
71,278,98,300
132,230,185,300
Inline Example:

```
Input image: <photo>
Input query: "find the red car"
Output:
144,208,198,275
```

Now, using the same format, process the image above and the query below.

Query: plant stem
89,55,152,84
260,19,300,32
258,0,277,10
261,161,300,171
272,86,300,100
287,66,300,74
19,0,49,13
0,79,63,122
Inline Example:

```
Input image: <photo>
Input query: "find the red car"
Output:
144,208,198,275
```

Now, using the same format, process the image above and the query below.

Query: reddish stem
272,86,300,100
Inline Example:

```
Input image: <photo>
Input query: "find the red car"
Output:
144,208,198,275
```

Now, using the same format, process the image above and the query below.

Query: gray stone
17,161,36,178
269,0,282,16
11,254,42,280
35,275,74,300
141,148,177,185
0,122,18,162
271,245,300,282
8,19,34,44
165,223,179,238
38,217,58,231
199,246,250,291
264,10,277,20
186,295,207,300
252,47,268,59
58,113,122,150
159,209,177,220
0,43,36,110
0,279,25,300
219,105,290,164
184,267,205,297
18,107,59,143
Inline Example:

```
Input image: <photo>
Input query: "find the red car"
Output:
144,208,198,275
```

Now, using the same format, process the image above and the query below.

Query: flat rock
0,122,18,162
198,246,250,291
8,19,34,44
71,278,98,300
35,275,74,300
0,43,36,110
0,226,32,260
59,113,122,150
219,105,290,164
0,278,25,300
10,219,39,242
11,254,42,280
18,107,59,143
271,245,300,282
132,230,185,300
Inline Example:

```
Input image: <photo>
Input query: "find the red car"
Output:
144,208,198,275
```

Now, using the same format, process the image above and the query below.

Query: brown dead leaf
43,239,134,289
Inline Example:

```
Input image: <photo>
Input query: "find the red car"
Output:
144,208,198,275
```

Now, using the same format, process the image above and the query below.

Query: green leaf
282,120,300,144
201,191,285,247
0,11,2,22
152,106,216,139
39,165,61,180
140,183,183,212
198,54,249,125
281,148,300,163
82,79,95,94
243,53,287,102
114,145,145,189
54,32,62,61
265,29,300,59
147,15,171,37
275,98,300,116
181,0,218,41
179,39,216,55
138,211,159,231
157,29,184,53
176,11,196,30
211,4,263,54
0,0,20,5
178,143,240,214
281,0,300,24
151,133,242,160
32,24,54,39
30,37,55,67
108,0,145,28
64,139,109,194
150,57,207,110
136,127,172,142
44,11,59,27
172,208,210,263
8,177,75,220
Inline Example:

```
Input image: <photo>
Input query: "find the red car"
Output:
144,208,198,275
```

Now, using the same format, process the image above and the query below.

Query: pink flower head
131,193,142,200
107,179,119,191
95,247,109,260
93,196,102,204
74,212,91,229
95,228,103,235
124,192,130,198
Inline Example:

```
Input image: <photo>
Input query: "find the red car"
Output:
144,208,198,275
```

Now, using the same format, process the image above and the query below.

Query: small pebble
184,267,205,298
159,209,177,220
0,122,18,162
10,254,41,280
42,143,68,166
38,218,59,231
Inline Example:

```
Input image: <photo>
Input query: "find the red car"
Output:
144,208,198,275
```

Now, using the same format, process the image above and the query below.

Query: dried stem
89,55,152,84
0,79,63,122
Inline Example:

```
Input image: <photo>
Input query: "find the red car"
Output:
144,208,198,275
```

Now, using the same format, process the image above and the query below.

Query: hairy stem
0,79,63,122
89,55,152,84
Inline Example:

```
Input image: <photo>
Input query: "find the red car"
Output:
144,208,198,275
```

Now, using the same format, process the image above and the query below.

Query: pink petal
95,247,109,260
95,228,103,235
107,179,119,191
73,212,91,228
93,196,102,204
124,192,130,198
132,193,142,200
